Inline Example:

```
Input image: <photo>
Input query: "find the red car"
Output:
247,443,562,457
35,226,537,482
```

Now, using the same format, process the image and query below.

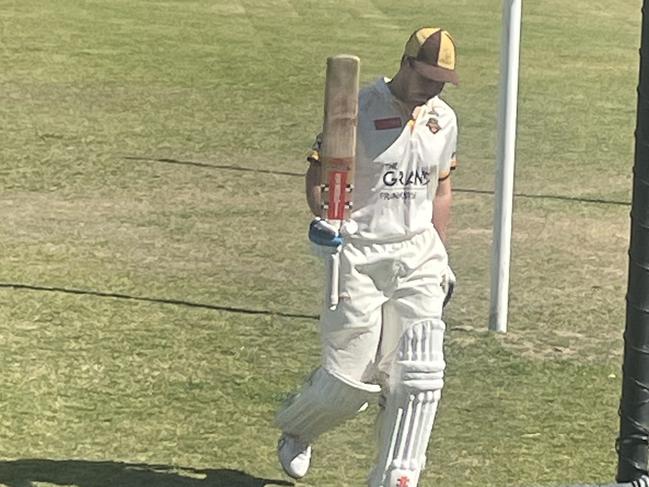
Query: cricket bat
319,55,359,310
320,55,360,229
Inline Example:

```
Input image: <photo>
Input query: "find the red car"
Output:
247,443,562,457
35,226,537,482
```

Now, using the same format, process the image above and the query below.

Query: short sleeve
438,116,458,181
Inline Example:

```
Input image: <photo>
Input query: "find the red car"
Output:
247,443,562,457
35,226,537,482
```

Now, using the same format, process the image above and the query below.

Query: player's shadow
0,459,293,487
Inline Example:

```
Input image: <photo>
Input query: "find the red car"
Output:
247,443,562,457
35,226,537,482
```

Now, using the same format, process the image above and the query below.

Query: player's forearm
305,162,322,216
433,181,452,245
433,203,451,245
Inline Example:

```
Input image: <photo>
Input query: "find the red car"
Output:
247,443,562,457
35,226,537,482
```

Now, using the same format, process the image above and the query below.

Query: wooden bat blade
320,55,360,223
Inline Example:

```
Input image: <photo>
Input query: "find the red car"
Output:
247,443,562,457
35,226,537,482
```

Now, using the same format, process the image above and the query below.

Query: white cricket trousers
320,224,447,386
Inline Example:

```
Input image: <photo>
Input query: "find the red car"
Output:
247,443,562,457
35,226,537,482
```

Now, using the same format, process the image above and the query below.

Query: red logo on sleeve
374,117,402,130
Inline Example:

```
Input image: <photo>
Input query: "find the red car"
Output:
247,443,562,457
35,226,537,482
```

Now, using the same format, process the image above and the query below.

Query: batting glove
309,218,342,256
442,265,456,308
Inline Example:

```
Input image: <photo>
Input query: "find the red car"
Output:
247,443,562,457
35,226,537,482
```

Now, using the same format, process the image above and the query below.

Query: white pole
489,0,522,333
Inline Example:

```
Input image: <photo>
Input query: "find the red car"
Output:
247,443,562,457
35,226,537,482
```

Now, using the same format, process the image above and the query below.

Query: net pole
489,0,523,333
617,0,649,481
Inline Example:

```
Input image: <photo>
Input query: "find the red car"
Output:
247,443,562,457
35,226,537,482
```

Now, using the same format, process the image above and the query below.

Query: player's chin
406,98,432,107
406,92,439,105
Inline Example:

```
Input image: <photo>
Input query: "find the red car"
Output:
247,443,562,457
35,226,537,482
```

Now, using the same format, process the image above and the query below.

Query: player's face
403,58,445,105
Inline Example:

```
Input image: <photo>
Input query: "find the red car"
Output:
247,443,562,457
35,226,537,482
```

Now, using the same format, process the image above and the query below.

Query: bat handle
327,251,341,310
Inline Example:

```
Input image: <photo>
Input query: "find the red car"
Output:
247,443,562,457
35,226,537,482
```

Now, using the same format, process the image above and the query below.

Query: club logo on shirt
427,117,441,134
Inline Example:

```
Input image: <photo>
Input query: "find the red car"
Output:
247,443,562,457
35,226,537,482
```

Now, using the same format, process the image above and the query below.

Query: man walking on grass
275,26,460,487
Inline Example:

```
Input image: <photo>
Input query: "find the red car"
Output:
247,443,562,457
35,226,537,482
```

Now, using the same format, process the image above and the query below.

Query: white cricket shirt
310,77,458,242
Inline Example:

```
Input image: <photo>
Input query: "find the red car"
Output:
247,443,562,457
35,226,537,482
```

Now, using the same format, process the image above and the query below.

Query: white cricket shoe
277,434,311,479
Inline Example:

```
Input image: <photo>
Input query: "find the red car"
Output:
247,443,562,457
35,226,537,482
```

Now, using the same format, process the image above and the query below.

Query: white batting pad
369,319,446,487
275,367,381,444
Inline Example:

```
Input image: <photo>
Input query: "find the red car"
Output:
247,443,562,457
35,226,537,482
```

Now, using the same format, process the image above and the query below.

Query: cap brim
412,59,459,86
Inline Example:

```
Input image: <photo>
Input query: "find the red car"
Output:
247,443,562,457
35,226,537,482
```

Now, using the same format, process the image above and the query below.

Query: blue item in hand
309,219,343,247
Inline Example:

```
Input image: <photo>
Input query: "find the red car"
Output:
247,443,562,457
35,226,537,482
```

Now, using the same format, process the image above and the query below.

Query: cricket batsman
275,27,459,487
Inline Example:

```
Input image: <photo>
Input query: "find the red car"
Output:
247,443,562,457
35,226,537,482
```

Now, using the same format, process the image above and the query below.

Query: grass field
0,0,642,486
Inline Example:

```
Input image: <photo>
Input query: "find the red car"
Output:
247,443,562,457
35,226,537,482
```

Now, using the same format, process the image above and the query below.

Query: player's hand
309,218,342,256
442,265,456,307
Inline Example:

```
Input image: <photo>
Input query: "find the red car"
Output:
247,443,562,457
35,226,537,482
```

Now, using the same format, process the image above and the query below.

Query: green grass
0,0,641,486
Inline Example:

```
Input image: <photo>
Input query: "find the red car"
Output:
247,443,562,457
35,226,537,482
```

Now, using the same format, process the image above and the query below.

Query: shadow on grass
0,459,294,487
124,156,304,178
0,282,319,321
126,155,631,207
